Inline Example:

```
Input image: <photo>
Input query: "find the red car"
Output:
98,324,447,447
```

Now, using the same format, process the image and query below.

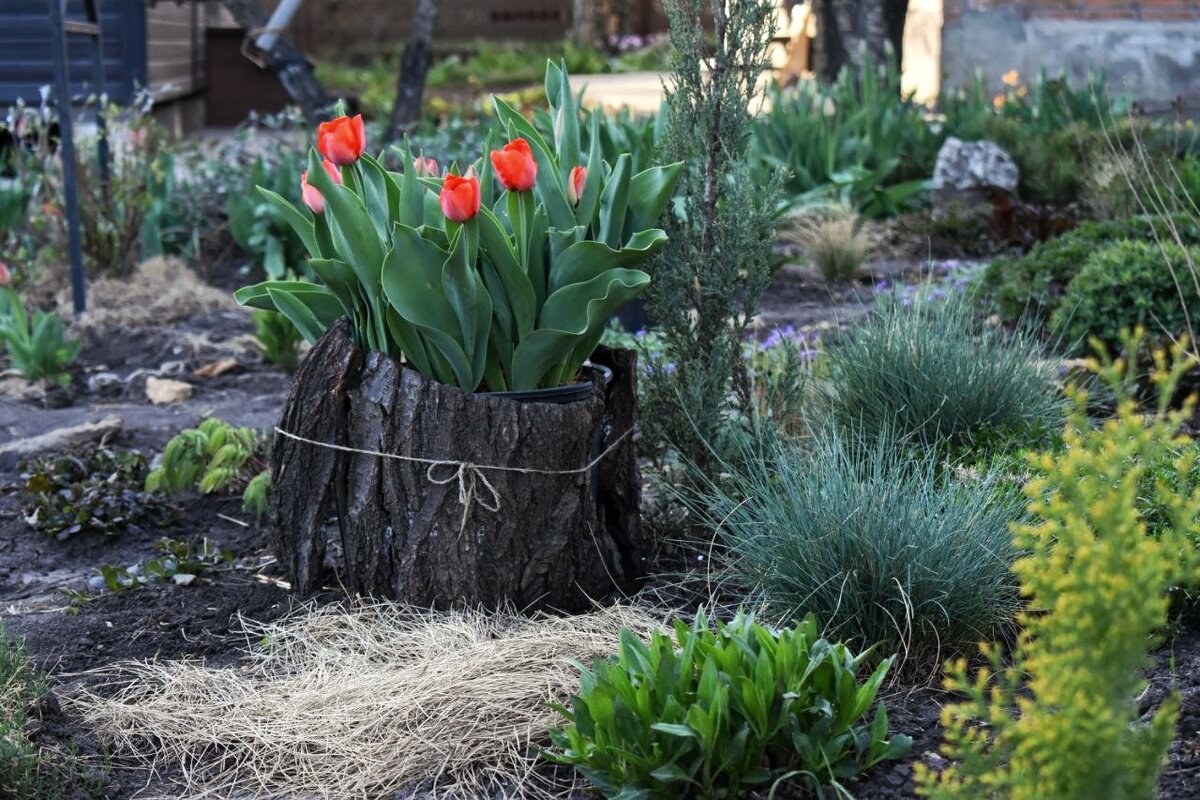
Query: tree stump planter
269,319,645,612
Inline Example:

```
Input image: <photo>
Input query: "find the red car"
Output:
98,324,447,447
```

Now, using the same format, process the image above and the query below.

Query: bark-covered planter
269,319,645,612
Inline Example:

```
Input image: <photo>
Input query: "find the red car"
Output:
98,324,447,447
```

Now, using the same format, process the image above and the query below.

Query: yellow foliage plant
917,331,1200,800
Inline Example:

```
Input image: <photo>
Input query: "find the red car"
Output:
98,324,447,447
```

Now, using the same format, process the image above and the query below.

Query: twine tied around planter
273,426,634,532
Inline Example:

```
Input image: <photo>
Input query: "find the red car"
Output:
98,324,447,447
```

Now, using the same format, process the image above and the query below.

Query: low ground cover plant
22,445,173,540
918,335,1200,799
793,209,870,283
95,537,233,592
820,294,1061,449
549,610,910,799
689,429,1022,668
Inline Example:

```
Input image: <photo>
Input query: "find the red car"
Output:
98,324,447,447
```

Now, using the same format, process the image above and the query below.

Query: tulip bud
490,138,537,193
568,165,587,206
300,159,342,215
413,156,440,178
316,114,366,166
439,173,481,223
0,261,10,287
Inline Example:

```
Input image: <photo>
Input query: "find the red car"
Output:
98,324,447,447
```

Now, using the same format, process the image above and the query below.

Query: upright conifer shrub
642,0,784,474
917,333,1200,800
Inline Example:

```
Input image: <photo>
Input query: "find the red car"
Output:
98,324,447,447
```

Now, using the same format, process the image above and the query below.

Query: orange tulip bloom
316,114,366,166
567,165,587,206
300,159,343,215
439,173,481,222
490,138,537,193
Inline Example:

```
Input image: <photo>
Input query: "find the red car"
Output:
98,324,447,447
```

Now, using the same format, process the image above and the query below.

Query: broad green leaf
627,162,684,232
477,207,535,340
257,187,319,258
549,229,667,294
599,154,632,249
509,267,649,389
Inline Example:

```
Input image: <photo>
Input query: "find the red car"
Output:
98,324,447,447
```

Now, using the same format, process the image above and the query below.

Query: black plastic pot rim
483,361,613,405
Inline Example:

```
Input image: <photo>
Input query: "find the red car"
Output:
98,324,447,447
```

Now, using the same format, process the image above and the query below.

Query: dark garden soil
4,263,1200,799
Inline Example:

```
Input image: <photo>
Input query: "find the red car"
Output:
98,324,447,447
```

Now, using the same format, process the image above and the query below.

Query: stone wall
941,0,1200,104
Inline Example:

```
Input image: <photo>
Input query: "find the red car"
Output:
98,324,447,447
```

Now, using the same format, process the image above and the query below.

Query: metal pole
47,0,88,314
86,0,109,191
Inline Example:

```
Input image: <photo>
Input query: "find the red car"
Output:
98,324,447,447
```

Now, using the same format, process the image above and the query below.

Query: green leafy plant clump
0,291,80,387
549,610,911,799
252,309,303,370
977,213,1200,326
145,418,270,519
1051,239,1200,353
821,294,1062,449
689,429,1022,665
918,335,1200,799
21,446,173,540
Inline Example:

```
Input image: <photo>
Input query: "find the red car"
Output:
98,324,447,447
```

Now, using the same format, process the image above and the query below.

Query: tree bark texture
269,320,646,612
812,0,899,82
387,0,439,140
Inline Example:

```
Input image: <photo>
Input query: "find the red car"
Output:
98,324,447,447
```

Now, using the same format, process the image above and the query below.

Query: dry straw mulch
68,602,666,799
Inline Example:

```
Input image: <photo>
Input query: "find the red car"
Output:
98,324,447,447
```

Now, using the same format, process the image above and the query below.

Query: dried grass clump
68,602,666,799
57,256,234,331
794,210,870,283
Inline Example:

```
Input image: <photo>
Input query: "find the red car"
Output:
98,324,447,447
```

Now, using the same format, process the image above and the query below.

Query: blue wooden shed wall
0,0,147,106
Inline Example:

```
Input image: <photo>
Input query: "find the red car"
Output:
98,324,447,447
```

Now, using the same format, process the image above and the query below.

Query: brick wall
944,0,1200,21
941,0,1200,103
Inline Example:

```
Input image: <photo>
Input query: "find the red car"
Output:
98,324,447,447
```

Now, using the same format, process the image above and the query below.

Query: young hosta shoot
234,62,682,391
918,332,1200,800
146,418,270,519
0,290,80,387
548,610,911,799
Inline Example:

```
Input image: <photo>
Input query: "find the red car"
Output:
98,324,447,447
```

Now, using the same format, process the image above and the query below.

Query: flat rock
146,377,194,405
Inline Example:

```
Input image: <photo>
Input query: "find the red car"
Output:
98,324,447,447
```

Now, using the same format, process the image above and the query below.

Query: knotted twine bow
273,426,634,533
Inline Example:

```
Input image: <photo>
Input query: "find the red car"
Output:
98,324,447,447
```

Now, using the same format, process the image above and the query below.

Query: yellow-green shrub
917,333,1200,800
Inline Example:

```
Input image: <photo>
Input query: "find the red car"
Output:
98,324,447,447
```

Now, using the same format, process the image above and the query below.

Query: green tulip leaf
510,267,649,389
599,154,632,249
549,228,667,294
628,162,684,232
256,187,319,258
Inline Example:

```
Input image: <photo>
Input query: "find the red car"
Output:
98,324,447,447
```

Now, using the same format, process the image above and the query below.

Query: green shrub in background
227,155,310,280
688,430,1022,666
978,214,1200,326
1051,239,1200,353
917,335,1200,800
821,294,1061,449
753,53,939,218
548,610,911,799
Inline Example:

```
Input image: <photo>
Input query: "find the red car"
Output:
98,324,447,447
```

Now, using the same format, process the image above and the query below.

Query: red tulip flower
567,165,587,206
0,261,10,286
413,156,440,177
300,159,343,215
316,114,366,166
439,173,481,222
490,138,537,193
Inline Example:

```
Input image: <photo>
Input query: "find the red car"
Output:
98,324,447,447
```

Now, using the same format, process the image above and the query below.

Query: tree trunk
387,0,439,140
572,0,598,45
269,320,646,611
811,0,897,82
